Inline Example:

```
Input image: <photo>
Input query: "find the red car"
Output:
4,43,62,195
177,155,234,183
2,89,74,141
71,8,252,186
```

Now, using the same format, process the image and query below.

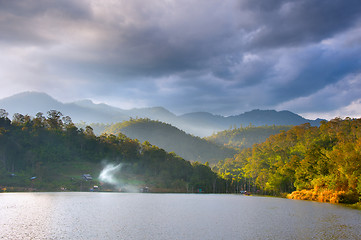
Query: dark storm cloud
0,0,91,45
84,1,243,78
1,0,361,118
277,72,361,116
0,0,89,19
241,0,361,49
268,45,361,104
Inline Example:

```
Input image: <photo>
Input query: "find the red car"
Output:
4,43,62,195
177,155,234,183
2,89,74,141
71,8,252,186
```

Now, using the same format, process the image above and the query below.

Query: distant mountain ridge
0,91,324,137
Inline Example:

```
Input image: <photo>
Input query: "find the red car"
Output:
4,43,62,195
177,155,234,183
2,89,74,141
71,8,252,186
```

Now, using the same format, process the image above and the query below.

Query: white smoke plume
99,163,123,188
98,162,140,192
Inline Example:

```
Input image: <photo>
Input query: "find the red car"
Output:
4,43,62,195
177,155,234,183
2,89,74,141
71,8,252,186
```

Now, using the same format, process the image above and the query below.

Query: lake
1,193,360,239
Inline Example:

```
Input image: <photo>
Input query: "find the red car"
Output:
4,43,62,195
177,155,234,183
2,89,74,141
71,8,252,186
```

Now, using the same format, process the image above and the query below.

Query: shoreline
2,190,361,210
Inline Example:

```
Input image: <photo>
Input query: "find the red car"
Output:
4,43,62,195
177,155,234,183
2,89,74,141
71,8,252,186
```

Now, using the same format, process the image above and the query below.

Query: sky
0,0,361,119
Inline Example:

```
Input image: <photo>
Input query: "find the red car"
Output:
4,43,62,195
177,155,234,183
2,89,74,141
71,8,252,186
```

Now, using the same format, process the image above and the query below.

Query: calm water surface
1,192,361,239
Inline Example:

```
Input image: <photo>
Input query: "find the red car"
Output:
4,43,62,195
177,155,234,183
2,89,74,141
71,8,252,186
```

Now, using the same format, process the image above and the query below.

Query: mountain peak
2,91,58,102
0,91,63,116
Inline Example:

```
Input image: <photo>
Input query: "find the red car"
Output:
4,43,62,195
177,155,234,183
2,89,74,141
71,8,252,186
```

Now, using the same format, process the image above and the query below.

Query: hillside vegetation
0,109,226,193
104,118,237,164
215,118,361,204
206,125,293,149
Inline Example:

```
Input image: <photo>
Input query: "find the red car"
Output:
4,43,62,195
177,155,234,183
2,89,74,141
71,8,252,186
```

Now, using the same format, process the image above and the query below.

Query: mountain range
0,91,324,137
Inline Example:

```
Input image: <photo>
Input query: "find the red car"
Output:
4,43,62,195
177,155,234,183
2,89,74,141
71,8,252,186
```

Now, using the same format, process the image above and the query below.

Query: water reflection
1,193,360,239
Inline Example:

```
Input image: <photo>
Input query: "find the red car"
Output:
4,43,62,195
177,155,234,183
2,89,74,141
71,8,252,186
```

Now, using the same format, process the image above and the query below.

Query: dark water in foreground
1,193,360,240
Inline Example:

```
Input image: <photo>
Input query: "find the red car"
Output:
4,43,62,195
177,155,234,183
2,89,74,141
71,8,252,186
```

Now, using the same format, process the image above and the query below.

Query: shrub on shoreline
287,189,359,204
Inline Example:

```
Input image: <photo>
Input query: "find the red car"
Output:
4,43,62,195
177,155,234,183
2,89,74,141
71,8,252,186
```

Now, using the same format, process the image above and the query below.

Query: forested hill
104,118,237,164
0,109,226,192
214,118,361,204
205,125,293,149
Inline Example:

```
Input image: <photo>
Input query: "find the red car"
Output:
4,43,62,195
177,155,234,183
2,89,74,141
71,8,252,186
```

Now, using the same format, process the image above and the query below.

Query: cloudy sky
1,0,361,119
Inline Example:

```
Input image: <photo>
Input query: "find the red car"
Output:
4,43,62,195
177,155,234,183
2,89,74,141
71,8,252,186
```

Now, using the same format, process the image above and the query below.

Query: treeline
206,125,293,149
215,118,361,204
0,109,227,192
105,118,237,164
76,122,110,136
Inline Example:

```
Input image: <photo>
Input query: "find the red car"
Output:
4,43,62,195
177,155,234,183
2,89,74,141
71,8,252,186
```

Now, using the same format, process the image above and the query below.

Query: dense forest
214,118,361,204
104,118,237,164
2,108,361,205
206,125,293,149
0,109,227,193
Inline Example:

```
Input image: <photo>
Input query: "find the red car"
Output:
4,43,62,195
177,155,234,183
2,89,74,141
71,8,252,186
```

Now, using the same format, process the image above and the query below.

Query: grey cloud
0,0,91,46
267,47,361,104
0,0,89,18
59,0,361,82
26,1,244,81
1,0,361,117
277,73,361,115
4,0,358,78
242,0,361,49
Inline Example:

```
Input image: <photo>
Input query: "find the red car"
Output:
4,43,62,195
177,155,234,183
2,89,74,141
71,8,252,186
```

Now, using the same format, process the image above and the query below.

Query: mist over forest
0,92,323,137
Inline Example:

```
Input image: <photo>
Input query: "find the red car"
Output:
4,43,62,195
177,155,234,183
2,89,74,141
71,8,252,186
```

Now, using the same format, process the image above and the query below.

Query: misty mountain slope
0,92,179,125
227,109,323,127
0,92,63,115
176,112,226,136
0,91,325,137
205,125,294,149
180,109,324,136
104,118,237,164
0,91,129,123
73,99,124,115
123,107,177,121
